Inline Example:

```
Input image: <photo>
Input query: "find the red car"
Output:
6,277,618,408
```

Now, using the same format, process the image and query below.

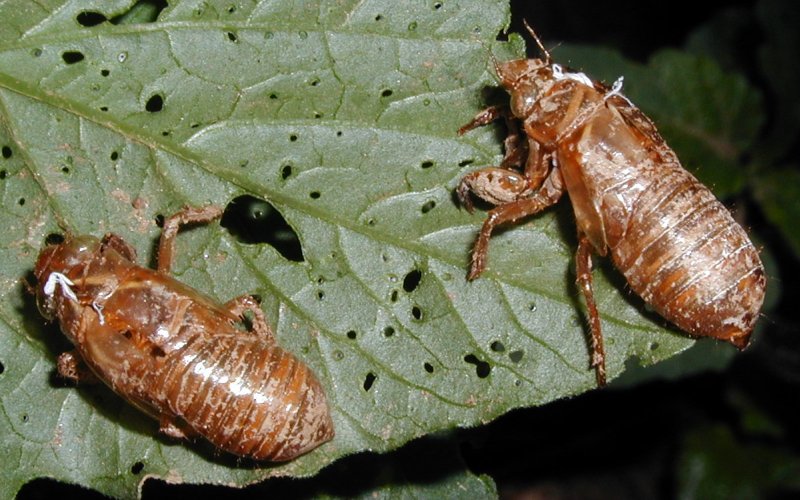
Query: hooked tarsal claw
456,181,476,213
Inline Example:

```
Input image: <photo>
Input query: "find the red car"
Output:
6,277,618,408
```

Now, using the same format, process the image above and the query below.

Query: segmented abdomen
155,334,333,461
611,166,765,346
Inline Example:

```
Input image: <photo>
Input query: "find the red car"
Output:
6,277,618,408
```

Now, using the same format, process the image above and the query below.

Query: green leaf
0,1,720,497
753,167,800,259
756,0,800,164
555,45,764,199
676,425,800,499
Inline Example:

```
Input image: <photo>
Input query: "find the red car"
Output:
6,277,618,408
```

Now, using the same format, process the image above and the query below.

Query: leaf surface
0,1,721,497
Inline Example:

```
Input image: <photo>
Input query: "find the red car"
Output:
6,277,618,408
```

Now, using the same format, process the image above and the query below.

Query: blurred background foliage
18,0,800,498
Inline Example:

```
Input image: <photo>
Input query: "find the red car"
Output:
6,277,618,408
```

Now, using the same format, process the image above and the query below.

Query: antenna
522,20,551,64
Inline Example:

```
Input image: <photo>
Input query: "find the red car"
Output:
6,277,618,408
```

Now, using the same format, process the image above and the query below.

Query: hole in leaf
529,302,537,312
381,89,393,97
411,306,422,320
363,372,376,391
464,354,491,378
76,11,107,26
316,290,324,300
109,0,166,24
227,4,236,13
280,165,293,179
423,362,434,373
390,290,399,302
336,130,343,137
101,69,110,76
45,233,65,245
309,191,321,199
420,160,434,169
509,350,524,363
110,151,119,161
2,146,11,158
145,94,163,112
32,48,42,57
226,31,237,42
650,342,659,351
420,200,436,214
61,166,70,174
100,106,109,112
0,170,7,179
131,461,144,475
433,2,443,9
309,77,320,87
383,326,395,337
375,14,383,21
0,360,4,374
62,51,85,64
346,330,357,340
221,195,304,262
458,158,474,167
22,414,29,423
403,269,421,293
289,134,298,142
18,198,25,206
490,341,505,353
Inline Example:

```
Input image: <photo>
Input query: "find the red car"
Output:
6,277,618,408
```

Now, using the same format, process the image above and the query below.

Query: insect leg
158,414,196,440
499,113,527,171
224,295,275,341
56,350,99,384
100,233,137,262
458,105,508,135
157,205,225,274
457,168,529,213
522,139,553,191
460,106,526,171
576,233,607,387
468,169,564,280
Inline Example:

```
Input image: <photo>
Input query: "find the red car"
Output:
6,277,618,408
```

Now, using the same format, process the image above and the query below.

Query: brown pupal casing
34,211,334,461
457,26,766,385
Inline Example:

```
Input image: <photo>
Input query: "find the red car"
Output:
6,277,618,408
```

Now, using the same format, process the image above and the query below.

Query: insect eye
35,288,56,320
510,91,537,118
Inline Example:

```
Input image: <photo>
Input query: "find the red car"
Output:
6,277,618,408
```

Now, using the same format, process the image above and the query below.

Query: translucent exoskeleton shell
34,206,334,461
457,25,766,386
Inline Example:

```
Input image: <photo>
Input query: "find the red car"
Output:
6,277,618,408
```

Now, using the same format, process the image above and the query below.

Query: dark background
19,0,800,498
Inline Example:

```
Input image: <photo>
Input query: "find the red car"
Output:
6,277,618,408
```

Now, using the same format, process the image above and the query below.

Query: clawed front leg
458,105,508,135
457,168,530,213
157,205,225,274
57,350,99,384
460,105,528,172
464,164,565,280
468,188,561,280
224,295,275,342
